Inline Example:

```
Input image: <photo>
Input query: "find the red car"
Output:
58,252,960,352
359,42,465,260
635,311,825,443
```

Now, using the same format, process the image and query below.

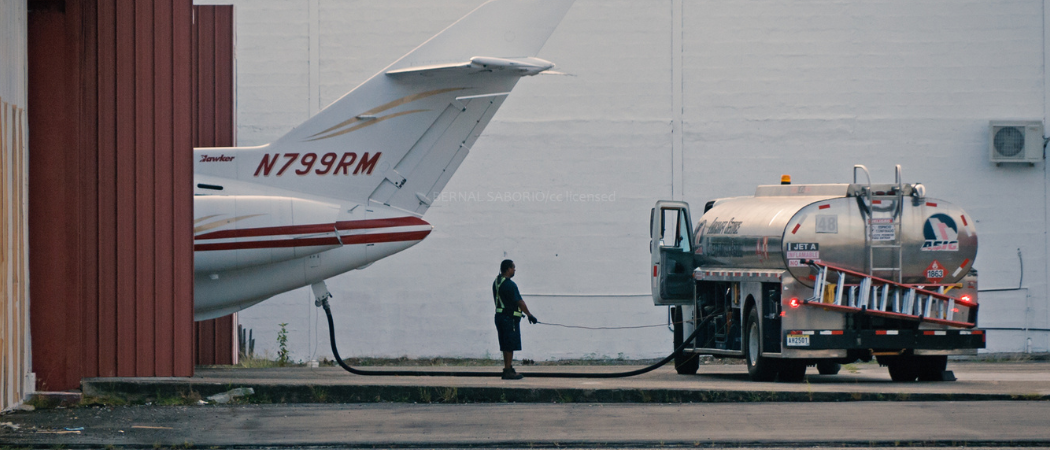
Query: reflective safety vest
493,276,523,317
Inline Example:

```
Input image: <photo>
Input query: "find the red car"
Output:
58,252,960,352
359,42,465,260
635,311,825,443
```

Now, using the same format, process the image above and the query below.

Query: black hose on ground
321,298,713,378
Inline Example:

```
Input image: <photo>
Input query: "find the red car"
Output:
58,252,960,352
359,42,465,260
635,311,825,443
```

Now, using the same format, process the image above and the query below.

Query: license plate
786,334,810,347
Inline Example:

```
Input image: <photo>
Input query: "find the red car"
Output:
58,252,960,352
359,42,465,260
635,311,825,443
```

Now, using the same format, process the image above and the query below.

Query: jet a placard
192,0,575,320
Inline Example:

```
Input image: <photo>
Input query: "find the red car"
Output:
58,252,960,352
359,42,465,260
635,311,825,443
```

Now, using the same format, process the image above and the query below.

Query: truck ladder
865,192,903,283
858,165,904,283
802,260,976,328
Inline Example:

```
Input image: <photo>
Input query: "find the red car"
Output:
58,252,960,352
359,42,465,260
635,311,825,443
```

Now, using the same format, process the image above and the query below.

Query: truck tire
916,355,948,381
672,306,700,375
778,360,807,382
816,362,841,375
745,308,777,381
880,355,919,382
888,363,918,382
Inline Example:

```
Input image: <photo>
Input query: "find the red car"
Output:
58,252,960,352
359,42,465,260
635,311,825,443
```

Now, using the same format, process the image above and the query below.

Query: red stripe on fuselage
336,216,429,230
194,236,341,252
194,229,431,252
340,230,431,245
194,216,430,240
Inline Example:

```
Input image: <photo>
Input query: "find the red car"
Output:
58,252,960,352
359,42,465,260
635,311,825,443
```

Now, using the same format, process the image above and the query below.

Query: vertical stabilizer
202,0,574,215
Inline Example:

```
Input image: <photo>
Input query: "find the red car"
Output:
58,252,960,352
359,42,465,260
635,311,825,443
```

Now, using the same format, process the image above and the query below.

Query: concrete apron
79,361,1050,405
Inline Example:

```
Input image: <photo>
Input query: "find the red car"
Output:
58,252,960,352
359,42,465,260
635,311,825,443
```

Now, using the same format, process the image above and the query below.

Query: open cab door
650,201,695,305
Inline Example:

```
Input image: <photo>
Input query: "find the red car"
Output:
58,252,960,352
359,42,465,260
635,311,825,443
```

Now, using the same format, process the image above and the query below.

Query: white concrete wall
0,0,32,410
196,0,1050,361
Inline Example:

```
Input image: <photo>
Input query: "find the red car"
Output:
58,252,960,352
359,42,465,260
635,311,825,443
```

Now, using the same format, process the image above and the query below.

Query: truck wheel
778,361,807,382
745,308,777,381
816,362,841,375
881,356,919,382
916,355,948,381
672,306,700,375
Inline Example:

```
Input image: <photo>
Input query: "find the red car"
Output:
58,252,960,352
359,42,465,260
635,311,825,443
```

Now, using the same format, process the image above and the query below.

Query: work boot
501,367,523,380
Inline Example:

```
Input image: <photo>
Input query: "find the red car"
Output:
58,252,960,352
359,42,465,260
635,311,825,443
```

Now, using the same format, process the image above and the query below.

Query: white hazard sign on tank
868,218,895,241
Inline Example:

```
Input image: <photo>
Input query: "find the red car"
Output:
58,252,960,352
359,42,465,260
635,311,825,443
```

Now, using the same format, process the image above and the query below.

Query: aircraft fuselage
192,181,431,320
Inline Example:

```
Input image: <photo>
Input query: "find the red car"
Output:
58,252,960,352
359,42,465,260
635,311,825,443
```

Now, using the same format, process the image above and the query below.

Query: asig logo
921,213,958,251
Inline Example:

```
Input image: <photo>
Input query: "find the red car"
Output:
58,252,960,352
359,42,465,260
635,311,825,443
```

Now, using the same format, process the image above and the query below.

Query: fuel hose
321,298,713,378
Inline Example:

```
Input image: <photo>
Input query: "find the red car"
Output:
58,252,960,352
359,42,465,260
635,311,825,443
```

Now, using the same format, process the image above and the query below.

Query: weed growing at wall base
277,323,290,366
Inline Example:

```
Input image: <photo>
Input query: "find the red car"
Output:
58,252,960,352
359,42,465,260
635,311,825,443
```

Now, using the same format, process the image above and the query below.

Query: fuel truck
650,165,983,382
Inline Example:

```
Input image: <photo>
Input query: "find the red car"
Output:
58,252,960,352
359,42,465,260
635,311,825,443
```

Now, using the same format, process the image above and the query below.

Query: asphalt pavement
1,360,1048,447
2,401,1049,447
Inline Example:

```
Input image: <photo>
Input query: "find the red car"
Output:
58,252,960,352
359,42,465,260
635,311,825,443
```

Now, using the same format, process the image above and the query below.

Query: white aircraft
191,0,575,320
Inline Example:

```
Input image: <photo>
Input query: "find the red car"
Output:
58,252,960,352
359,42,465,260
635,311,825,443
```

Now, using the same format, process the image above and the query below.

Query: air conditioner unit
989,120,1044,165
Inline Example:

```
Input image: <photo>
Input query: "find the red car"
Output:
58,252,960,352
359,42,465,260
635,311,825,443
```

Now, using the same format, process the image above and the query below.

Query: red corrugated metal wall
192,5,237,366
28,0,195,391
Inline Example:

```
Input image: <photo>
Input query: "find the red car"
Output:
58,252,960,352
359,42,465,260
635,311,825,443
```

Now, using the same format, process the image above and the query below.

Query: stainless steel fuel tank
693,183,977,286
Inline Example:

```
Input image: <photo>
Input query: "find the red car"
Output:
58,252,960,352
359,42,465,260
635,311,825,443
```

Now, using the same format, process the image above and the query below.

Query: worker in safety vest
493,259,538,380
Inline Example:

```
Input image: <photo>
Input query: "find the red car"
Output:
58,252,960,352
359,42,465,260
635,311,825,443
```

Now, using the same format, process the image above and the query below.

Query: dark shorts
494,313,522,352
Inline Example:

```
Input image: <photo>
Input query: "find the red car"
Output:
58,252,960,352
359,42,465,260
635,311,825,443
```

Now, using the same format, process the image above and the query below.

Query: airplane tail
196,0,574,215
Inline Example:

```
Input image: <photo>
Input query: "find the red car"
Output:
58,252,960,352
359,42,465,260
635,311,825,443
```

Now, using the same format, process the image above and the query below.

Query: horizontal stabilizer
386,56,555,78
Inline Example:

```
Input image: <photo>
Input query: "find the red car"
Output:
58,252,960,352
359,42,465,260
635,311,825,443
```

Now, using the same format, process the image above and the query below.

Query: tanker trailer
650,165,983,382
